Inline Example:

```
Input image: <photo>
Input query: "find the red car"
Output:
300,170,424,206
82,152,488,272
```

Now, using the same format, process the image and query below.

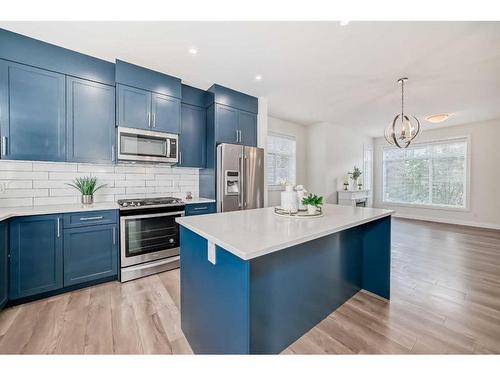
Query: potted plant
349,166,362,190
302,193,323,215
66,176,106,205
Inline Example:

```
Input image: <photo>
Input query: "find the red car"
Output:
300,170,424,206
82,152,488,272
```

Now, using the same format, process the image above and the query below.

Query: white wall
373,119,500,229
0,161,199,208
307,122,373,204
267,116,308,206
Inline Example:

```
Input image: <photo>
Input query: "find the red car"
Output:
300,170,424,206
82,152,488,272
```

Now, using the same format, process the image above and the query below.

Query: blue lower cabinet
0,221,8,309
66,77,115,163
185,202,216,216
63,224,118,286
9,215,63,299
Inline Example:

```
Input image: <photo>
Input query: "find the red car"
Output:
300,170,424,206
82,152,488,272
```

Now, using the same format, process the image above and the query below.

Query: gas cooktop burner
117,196,183,208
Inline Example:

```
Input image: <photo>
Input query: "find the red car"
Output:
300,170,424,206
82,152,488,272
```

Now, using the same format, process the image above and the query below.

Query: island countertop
176,204,394,260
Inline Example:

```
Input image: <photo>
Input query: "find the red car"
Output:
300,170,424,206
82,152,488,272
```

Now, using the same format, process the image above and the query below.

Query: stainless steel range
117,197,184,282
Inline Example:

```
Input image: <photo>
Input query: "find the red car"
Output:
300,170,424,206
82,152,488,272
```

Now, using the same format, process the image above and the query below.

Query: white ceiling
1,21,500,137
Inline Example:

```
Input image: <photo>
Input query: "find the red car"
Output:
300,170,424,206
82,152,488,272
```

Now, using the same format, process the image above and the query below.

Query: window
266,132,296,187
382,138,468,209
363,144,373,191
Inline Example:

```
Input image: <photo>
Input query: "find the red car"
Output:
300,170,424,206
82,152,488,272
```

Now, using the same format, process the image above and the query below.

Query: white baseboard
393,213,500,231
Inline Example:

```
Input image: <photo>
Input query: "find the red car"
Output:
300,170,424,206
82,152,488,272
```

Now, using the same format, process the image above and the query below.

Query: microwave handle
167,139,171,158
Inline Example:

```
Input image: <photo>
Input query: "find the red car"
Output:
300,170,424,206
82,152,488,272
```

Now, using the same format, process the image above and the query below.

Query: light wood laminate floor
1,218,500,354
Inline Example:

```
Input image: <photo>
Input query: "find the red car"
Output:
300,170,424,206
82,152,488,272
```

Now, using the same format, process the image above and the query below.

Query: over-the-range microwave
117,127,178,164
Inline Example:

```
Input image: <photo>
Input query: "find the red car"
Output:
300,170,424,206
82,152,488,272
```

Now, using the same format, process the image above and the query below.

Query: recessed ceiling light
426,113,450,123
188,48,198,55
339,20,350,26
255,75,263,81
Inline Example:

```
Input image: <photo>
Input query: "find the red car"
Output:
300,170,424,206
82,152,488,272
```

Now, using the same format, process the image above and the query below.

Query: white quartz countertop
176,204,394,260
0,197,216,221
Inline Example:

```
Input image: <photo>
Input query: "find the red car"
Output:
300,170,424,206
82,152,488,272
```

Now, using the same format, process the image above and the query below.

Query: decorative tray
273,207,323,219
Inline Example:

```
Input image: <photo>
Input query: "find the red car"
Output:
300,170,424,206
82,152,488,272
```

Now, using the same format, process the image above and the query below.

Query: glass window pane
266,133,296,185
383,139,467,208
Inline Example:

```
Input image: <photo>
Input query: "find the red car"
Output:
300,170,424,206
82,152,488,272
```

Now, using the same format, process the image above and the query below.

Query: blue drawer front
185,202,216,216
63,210,118,228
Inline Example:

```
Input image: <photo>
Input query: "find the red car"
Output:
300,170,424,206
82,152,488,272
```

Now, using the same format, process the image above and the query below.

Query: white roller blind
266,133,296,186
383,138,468,208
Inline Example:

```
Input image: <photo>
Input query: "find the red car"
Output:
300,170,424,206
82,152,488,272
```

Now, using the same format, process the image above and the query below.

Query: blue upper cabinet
180,103,206,168
207,85,258,147
0,60,66,161
152,93,180,133
117,84,152,130
179,84,207,168
238,110,258,147
0,221,7,309
66,77,116,163
9,214,63,300
215,104,239,145
115,60,181,134
0,29,115,86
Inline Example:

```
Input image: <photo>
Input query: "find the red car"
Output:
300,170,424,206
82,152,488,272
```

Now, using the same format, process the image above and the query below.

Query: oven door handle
120,211,185,220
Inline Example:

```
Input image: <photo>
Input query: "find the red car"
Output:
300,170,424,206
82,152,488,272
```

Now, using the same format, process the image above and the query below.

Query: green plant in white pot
67,176,106,205
302,193,323,215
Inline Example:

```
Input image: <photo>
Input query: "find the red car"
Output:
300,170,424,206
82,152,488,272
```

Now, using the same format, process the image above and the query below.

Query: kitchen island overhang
176,205,394,354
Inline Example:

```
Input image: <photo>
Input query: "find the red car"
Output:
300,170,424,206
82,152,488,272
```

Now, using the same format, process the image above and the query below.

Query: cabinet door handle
193,206,208,211
1,136,7,156
113,227,116,245
57,217,61,238
111,145,115,162
179,151,182,165
235,129,239,143
79,216,104,221
153,113,156,128
239,130,242,143
148,112,151,127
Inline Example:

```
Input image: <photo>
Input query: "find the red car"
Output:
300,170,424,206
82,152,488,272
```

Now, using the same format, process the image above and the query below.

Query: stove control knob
136,202,141,206
169,238,174,244
122,202,128,207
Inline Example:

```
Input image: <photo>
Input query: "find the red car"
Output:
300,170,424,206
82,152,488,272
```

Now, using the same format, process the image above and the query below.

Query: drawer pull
79,216,104,221
193,206,208,211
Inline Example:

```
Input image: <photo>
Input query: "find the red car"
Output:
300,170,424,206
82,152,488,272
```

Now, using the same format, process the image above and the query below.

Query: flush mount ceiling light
188,48,198,55
426,113,450,123
339,20,350,26
255,75,263,81
384,77,421,149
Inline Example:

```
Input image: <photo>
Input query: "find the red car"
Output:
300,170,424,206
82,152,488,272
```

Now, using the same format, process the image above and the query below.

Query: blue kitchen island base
180,216,391,354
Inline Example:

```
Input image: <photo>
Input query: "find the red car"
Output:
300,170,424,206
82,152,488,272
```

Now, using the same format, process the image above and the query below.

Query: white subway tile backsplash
49,172,88,180
115,180,146,187
78,164,115,173
0,161,33,171
0,171,48,180
4,180,33,189
33,162,78,172
0,161,199,207
0,197,33,208
1,189,49,198
34,196,80,206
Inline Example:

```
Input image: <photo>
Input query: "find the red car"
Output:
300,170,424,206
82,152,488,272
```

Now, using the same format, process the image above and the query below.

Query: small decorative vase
81,195,94,204
307,205,317,215
351,178,358,190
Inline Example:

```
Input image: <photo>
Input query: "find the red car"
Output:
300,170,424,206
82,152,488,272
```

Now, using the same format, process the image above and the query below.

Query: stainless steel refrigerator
216,143,265,212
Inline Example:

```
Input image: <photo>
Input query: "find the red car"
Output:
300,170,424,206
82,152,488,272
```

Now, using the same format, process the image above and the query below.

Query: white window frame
381,136,471,212
266,132,297,191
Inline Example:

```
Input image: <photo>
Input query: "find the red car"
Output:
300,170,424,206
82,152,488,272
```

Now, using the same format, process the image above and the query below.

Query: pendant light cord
401,79,404,118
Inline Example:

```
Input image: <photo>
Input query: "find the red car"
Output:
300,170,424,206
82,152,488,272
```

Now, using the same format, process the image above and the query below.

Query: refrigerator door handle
239,153,244,208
